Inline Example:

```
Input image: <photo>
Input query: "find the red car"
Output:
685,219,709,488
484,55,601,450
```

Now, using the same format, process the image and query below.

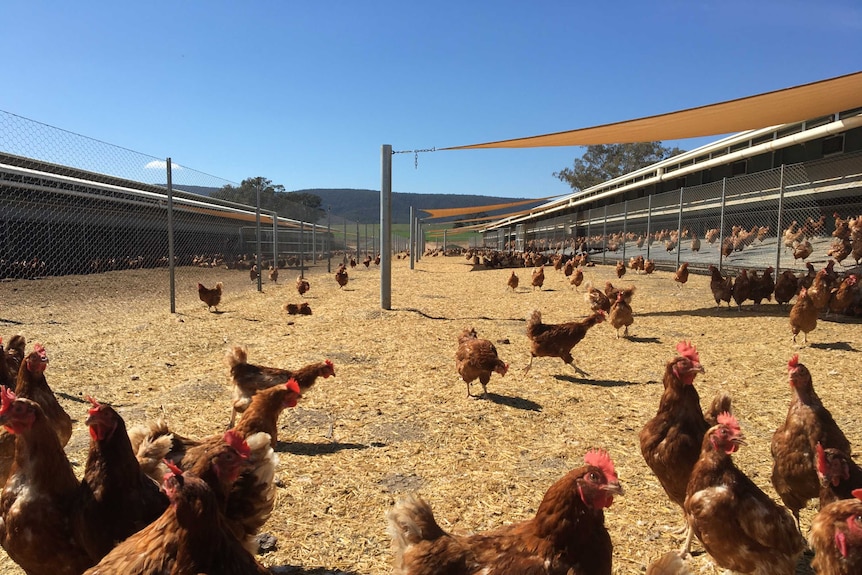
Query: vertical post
602,205,607,265
255,182,262,291
586,209,591,253
676,187,684,268
327,207,332,273
718,178,728,272
645,194,652,260
271,213,278,275
343,218,347,264
774,164,786,274
299,220,305,279
443,229,447,254
356,221,360,263
409,206,415,270
622,200,628,261
166,158,176,313
381,144,392,309
312,219,317,266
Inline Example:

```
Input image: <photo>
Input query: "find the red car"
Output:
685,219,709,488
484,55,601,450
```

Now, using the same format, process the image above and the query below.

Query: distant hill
301,188,540,224
172,185,545,225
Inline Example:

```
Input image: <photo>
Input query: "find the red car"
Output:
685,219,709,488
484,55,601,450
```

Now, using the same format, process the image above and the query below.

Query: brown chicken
249,264,259,282
685,413,805,575
790,286,818,343
749,266,774,306
771,354,851,526
584,282,611,313
234,378,302,447
531,266,545,290
363,254,372,268
225,345,335,427
73,398,169,562
524,309,605,376
570,267,584,289
615,260,626,278
808,489,862,575
731,269,751,310
816,443,862,508
0,388,94,575
608,291,633,338
828,274,859,315
773,269,798,308
563,259,575,277
646,552,690,575
639,341,729,555
296,275,310,296
198,281,223,311
455,328,508,398
386,449,623,575
507,270,519,291
0,335,25,390
673,262,689,287
808,269,832,311
335,263,349,289
284,301,312,315
793,239,814,261
644,259,656,274
268,265,279,283
14,343,72,449
82,468,269,575
708,265,733,308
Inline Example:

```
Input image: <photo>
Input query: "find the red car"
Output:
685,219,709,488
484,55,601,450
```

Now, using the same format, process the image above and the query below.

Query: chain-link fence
0,110,412,319
484,151,862,275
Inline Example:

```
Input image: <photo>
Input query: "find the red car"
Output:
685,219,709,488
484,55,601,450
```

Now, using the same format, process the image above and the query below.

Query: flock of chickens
0,336,336,574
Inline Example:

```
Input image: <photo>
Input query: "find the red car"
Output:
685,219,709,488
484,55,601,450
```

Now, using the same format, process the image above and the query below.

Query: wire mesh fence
485,151,862,276
0,110,413,322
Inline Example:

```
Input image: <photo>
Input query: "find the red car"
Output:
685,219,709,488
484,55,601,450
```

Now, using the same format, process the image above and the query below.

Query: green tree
212,177,323,222
553,142,685,192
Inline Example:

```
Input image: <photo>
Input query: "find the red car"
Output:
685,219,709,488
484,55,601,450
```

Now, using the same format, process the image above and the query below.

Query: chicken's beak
693,362,705,374
603,482,624,496
732,433,747,448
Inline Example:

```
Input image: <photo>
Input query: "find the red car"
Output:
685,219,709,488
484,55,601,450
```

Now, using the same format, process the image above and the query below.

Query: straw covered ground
0,254,860,574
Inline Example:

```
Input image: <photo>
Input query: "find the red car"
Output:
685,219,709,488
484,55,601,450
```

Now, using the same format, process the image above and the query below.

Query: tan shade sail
419,195,563,219
442,71,862,150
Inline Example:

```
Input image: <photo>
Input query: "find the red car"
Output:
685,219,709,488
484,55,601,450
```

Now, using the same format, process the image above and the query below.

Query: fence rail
484,151,862,275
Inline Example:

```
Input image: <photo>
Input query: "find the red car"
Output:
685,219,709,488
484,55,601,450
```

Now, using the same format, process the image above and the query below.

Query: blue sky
2,1,861,199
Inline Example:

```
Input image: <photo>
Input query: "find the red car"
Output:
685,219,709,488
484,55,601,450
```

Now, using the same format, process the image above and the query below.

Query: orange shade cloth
442,71,862,150
420,195,563,219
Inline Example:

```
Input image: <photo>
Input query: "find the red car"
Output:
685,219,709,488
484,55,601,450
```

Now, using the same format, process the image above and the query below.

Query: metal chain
393,146,436,169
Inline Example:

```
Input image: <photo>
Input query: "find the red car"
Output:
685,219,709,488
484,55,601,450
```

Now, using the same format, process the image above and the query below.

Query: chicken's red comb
788,354,800,370
0,386,16,414
164,459,183,477
584,448,618,484
676,341,699,363
86,396,102,415
816,442,827,475
717,412,739,431
33,343,47,359
223,429,251,459
286,378,301,394
853,488,862,502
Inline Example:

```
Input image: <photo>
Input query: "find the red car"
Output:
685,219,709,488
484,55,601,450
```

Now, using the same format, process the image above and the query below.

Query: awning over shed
442,71,862,150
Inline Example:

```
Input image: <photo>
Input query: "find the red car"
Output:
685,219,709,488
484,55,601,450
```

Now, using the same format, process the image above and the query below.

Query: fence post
312,219,316,266
299,220,305,279
622,200,628,261
645,194,652,260
586,209,591,254
272,212,278,274
327,207,332,273
774,164,786,275
602,205,608,265
166,158,176,313
381,144,392,309
255,182,262,292
676,187,685,268
718,178,727,272
409,207,415,270
356,221,360,262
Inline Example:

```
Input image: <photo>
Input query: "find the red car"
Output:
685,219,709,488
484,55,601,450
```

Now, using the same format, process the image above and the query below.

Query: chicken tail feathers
526,309,542,335
646,552,690,575
387,494,447,552
225,346,248,369
704,392,733,427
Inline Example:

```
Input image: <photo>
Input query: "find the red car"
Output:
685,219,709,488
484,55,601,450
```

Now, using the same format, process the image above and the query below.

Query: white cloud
144,160,183,170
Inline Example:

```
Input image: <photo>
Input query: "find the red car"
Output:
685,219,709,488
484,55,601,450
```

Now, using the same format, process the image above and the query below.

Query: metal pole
312,219,317,266
586,210,591,254
299,219,305,279
774,164,786,274
166,158,176,313
255,182,262,292
443,229,447,254
602,205,607,265
718,178,728,272
676,187,685,268
622,200,628,261
272,212,278,276
645,194,652,260
327,207,332,273
381,145,392,309
356,221,360,262
343,218,347,264
409,207,415,270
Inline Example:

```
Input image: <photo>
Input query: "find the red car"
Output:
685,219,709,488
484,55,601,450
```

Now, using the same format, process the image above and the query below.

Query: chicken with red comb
808,488,862,575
